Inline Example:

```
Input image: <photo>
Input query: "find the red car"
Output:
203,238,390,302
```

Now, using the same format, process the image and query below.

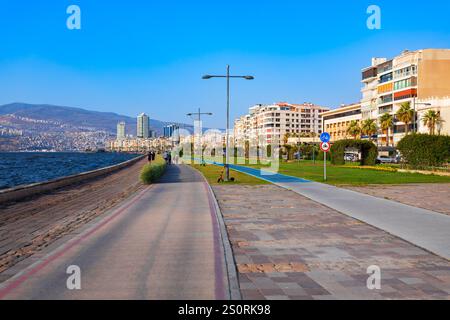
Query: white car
376,156,398,164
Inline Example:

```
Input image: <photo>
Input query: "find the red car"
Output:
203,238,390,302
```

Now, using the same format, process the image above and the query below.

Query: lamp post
187,108,213,164
202,65,254,181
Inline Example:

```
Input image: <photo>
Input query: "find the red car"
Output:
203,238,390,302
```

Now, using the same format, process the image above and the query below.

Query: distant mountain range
0,103,191,135
0,103,193,151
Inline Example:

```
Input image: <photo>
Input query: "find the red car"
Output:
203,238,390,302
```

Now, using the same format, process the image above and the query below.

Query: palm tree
379,113,394,147
396,102,414,135
361,119,377,141
283,133,291,145
422,110,444,135
346,120,361,139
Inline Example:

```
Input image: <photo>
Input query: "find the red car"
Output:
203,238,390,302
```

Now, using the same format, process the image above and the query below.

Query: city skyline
0,1,449,128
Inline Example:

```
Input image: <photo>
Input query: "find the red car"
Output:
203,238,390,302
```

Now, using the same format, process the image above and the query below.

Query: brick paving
213,185,450,300
0,159,147,281
344,184,450,216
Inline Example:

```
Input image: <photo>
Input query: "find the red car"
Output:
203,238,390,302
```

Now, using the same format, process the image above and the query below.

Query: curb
193,166,242,301
206,182,242,300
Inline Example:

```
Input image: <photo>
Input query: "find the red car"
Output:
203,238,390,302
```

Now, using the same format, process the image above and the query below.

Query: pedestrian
163,151,168,164
151,151,156,161
168,152,172,165
147,151,152,163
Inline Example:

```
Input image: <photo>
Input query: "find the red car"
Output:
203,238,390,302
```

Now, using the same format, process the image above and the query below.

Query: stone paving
212,185,450,300
0,159,147,281
345,184,450,216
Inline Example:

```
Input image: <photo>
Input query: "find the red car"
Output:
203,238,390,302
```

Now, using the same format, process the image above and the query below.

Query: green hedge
397,134,450,168
140,162,167,184
330,139,377,166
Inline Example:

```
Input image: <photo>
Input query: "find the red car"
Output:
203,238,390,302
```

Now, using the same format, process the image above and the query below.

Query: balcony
378,60,393,74
362,67,377,81
378,94,393,105
378,105,393,114
379,73,393,84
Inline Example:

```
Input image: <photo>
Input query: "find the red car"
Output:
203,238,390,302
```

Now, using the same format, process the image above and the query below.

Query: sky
0,0,449,128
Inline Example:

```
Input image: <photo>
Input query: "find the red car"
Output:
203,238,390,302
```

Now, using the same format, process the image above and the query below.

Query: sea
0,152,140,190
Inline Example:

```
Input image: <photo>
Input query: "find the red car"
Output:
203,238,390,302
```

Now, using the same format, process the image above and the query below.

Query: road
0,165,228,300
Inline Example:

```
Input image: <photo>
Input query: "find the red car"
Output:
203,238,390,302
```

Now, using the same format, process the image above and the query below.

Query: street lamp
202,65,254,182
187,108,213,164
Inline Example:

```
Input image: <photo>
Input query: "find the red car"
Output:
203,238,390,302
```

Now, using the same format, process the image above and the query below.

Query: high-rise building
163,124,179,138
116,121,126,140
361,49,450,146
137,113,150,139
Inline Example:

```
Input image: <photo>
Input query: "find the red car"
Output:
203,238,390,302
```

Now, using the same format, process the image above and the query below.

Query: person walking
147,151,152,163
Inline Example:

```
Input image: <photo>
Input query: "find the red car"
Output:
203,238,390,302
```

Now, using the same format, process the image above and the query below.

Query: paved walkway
213,184,450,300
210,162,450,260
345,184,450,216
0,165,229,300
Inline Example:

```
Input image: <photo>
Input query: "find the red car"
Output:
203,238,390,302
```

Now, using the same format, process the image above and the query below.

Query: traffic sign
320,132,331,143
320,142,331,153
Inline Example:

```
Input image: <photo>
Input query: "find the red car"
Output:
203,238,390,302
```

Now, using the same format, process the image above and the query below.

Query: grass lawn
247,160,450,185
190,164,269,185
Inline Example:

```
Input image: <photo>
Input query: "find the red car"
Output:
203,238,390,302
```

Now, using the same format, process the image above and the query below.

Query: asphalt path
0,165,228,300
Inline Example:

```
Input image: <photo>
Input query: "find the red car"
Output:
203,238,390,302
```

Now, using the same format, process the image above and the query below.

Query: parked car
376,156,398,164
344,153,359,162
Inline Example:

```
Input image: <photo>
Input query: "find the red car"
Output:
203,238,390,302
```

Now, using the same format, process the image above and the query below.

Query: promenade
0,165,229,299
0,157,148,280
221,163,450,260
213,184,450,300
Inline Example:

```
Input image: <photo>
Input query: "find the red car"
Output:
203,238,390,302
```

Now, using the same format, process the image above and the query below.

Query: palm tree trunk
386,129,389,147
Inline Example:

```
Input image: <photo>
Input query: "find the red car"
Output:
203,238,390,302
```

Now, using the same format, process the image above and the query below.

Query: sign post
320,133,331,182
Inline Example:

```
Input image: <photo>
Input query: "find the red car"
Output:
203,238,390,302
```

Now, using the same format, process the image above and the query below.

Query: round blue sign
320,132,331,143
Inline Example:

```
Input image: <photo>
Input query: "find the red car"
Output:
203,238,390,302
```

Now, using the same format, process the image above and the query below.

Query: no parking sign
320,142,331,153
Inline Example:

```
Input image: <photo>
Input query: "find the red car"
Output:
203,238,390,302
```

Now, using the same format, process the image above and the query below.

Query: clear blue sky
0,0,449,128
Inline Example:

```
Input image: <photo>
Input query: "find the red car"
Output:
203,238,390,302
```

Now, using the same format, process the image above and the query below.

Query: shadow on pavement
156,165,204,184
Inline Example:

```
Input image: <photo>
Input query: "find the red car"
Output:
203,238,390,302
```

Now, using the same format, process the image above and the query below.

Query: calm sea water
0,152,140,190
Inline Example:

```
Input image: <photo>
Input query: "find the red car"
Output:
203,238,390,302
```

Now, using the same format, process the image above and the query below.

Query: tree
346,120,361,139
422,110,444,135
379,113,394,147
396,102,414,135
361,119,377,140
283,133,291,145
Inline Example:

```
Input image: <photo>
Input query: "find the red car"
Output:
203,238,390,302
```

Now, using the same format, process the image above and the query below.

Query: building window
380,73,393,83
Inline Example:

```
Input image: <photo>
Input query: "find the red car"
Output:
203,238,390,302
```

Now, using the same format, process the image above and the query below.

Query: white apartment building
361,49,450,146
116,121,126,140
137,113,150,139
234,102,329,146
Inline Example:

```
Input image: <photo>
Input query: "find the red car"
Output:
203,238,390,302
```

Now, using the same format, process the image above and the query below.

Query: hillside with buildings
0,103,191,151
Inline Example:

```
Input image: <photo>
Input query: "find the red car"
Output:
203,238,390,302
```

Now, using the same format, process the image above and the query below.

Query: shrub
140,162,167,184
330,139,377,166
397,134,450,168
338,165,398,172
